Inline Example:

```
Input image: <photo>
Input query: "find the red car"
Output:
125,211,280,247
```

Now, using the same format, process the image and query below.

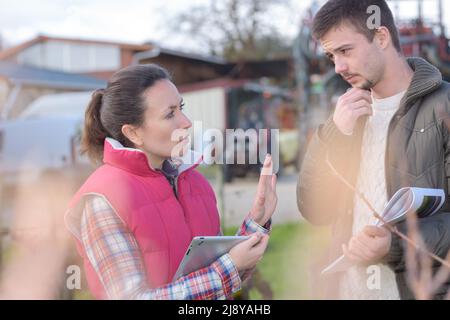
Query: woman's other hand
229,233,269,271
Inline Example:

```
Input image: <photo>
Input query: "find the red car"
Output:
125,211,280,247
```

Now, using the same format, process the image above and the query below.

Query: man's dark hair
312,0,402,53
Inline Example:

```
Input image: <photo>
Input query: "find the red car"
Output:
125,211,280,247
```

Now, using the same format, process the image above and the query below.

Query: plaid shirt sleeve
231,215,271,282
236,216,272,236
80,196,241,300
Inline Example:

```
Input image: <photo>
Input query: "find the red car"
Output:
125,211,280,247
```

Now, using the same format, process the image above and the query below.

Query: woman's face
131,79,192,165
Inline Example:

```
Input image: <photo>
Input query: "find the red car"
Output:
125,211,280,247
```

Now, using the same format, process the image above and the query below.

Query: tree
172,0,296,61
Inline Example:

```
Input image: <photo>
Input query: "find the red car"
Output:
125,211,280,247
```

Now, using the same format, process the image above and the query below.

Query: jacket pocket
393,120,443,178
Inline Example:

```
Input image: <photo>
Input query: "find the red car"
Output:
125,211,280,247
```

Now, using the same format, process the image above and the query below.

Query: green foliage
225,221,330,299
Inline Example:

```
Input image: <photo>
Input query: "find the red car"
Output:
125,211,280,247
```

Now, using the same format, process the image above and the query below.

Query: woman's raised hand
249,154,277,226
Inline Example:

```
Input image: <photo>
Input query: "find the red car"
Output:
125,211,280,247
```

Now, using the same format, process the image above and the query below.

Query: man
297,0,450,299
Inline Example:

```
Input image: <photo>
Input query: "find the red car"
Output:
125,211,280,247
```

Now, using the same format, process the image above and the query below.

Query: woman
65,64,277,300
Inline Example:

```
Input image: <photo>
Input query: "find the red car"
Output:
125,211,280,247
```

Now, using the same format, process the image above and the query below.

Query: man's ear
374,26,390,50
121,124,143,147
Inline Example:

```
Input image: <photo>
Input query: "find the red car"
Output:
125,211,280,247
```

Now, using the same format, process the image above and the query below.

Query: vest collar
103,137,203,177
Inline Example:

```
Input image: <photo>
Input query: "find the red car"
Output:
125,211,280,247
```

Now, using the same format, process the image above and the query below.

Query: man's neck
371,56,413,99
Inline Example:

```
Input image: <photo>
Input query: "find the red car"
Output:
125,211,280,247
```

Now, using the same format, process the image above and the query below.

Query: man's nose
334,58,348,74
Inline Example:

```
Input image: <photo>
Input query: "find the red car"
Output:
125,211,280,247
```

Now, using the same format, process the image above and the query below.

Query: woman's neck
143,150,165,170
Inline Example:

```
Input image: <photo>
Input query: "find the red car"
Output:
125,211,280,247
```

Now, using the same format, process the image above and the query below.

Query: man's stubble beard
358,79,374,90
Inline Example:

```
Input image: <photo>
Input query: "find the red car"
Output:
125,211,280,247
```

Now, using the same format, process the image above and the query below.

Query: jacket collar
399,57,443,113
103,137,203,177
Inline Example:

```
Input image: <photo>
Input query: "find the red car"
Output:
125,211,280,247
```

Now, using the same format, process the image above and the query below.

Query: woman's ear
121,124,143,147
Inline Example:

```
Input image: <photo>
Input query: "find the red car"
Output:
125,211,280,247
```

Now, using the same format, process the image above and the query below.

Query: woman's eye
166,103,185,119
166,111,175,119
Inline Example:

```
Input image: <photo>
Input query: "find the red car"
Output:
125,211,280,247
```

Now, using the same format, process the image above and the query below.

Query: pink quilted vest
65,138,220,299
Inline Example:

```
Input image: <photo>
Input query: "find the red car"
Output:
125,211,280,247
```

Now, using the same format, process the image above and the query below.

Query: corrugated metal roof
159,47,228,65
0,34,151,60
0,61,106,90
137,45,228,65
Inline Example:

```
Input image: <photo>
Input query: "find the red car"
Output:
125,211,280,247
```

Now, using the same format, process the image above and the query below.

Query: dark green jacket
297,57,450,299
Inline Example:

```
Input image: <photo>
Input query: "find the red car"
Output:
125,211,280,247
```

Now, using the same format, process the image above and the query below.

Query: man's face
320,23,384,90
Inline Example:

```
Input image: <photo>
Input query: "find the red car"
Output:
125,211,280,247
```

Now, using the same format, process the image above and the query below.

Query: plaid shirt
81,195,271,300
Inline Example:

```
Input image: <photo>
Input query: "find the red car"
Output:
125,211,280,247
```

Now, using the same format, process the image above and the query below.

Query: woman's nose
180,113,192,130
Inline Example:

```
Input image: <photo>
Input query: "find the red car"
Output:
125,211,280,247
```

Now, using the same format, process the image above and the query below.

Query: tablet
172,235,250,281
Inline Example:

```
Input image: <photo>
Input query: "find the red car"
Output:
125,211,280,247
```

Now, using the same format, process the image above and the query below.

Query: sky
0,0,309,53
0,0,449,55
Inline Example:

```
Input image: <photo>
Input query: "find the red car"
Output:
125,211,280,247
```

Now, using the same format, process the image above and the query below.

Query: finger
257,156,271,193
349,237,372,260
346,88,372,104
346,245,366,263
363,226,388,238
345,100,371,114
264,164,272,193
263,153,272,167
352,237,376,260
260,154,273,177
351,104,372,113
340,88,370,107
342,244,362,263
348,101,371,114
271,174,277,194
358,223,389,245
352,106,373,119
348,99,371,110
357,233,379,253
339,101,370,118
246,233,262,247
254,234,270,253
256,233,269,246
342,87,359,98
354,92,372,105
349,238,372,261
256,156,272,206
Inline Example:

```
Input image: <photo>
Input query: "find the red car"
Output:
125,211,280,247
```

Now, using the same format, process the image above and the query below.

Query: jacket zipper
172,171,187,199
385,115,396,200
174,175,179,197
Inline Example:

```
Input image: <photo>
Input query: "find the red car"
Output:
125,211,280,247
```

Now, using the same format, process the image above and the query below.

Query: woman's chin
169,145,189,159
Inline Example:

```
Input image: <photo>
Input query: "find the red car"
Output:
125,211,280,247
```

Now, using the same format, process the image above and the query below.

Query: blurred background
0,0,449,299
